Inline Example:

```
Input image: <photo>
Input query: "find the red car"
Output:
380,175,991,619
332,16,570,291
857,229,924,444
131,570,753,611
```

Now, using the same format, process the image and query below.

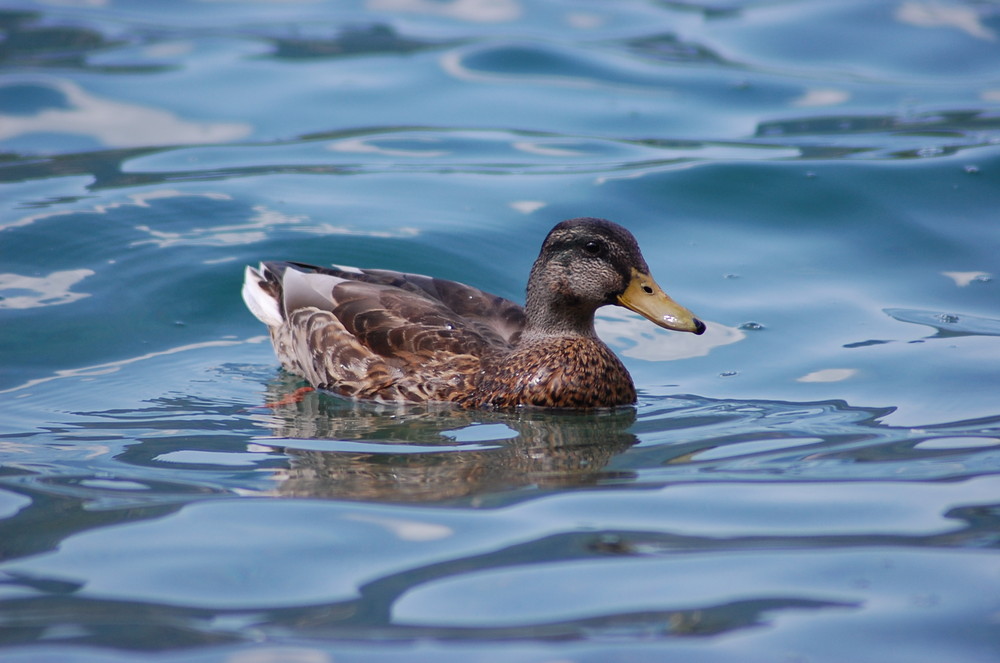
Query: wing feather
281,262,526,345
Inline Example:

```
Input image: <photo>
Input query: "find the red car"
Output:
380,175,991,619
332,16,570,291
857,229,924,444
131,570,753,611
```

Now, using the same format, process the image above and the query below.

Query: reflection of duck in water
243,218,704,409
256,377,639,502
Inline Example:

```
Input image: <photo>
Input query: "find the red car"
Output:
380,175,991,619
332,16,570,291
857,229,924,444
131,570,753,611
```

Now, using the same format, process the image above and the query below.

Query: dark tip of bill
693,319,707,335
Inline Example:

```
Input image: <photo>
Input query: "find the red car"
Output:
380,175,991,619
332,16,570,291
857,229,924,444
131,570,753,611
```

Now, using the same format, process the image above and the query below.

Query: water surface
1,1,999,661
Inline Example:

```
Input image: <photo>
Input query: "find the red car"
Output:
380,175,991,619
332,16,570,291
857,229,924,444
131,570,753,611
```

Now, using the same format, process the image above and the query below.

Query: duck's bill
617,268,706,335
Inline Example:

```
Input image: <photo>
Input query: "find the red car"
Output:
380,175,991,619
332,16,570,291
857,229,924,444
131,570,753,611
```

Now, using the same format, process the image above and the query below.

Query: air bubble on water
739,321,765,331
936,313,960,324
972,274,992,284
724,273,741,280
964,165,980,174
719,370,739,378
917,146,944,158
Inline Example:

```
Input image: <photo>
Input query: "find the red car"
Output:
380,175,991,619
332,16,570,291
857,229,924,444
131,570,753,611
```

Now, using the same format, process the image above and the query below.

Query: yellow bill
617,267,706,335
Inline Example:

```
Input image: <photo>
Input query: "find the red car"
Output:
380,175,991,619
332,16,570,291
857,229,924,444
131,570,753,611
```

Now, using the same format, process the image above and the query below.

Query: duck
242,217,705,409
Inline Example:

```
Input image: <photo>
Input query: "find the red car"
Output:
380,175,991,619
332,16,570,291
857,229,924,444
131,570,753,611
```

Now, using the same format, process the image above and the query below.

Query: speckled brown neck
522,256,602,340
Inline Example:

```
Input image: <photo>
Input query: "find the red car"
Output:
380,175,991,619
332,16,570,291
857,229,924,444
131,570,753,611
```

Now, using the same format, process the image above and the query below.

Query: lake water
2,1,999,661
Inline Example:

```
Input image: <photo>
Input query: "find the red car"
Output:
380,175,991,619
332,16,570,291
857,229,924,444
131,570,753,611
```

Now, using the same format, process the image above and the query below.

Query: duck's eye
583,240,603,255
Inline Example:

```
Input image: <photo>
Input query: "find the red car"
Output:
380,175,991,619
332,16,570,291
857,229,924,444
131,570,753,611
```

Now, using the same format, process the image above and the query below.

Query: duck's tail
241,263,284,327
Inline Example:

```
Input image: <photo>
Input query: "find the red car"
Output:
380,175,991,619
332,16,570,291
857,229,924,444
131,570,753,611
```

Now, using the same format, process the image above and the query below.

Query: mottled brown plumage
242,217,705,409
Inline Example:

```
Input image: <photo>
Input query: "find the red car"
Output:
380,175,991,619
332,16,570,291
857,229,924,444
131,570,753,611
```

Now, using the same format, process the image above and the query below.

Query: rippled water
2,1,1000,661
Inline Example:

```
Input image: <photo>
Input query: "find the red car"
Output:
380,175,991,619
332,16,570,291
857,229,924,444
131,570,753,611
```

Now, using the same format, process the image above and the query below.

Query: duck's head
524,217,706,338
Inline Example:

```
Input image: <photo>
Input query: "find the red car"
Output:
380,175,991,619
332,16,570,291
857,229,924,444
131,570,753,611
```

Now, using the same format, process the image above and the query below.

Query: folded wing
242,261,526,402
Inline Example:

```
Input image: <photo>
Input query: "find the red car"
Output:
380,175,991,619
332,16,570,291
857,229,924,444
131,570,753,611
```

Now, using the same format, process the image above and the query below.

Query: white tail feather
241,265,283,327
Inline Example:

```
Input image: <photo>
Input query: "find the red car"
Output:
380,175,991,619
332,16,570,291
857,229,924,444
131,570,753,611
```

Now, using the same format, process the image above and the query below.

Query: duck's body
243,217,704,409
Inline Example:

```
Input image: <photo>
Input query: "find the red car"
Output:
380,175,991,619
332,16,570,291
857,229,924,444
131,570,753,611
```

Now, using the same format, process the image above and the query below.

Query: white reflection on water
345,513,454,542
1,190,232,232
0,79,250,149
508,200,547,214
132,204,302,248
596,307,743,361
0,269,94,309
368,0,521,23
791,88,850,108
797,368,859,383
512,140,586,157
941,270,992,287
329,137,448,158
132,203,420,248
895,2,997,41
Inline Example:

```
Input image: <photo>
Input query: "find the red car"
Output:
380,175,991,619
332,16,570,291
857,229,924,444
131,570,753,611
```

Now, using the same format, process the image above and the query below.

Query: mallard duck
242,217,705,409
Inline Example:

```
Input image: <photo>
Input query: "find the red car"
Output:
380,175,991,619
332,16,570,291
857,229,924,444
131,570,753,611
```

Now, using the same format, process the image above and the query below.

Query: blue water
2,1,999,661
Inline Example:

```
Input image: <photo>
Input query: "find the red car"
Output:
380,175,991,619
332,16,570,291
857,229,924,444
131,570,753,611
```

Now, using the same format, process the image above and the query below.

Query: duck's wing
288,261,525,346
242,261,523,401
